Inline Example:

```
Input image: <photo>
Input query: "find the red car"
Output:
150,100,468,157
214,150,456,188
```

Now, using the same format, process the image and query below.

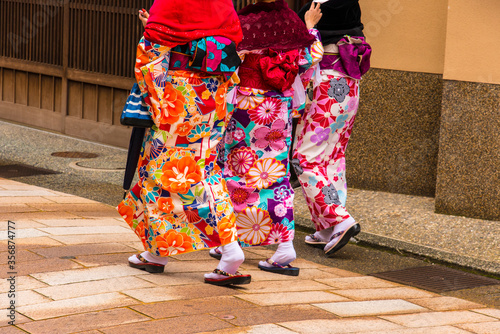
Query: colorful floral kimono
219,27,323,248
118,36,241,256
292,36,371,232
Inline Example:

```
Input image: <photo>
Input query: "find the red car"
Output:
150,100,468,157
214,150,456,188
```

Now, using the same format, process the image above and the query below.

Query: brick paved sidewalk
1,178,499,334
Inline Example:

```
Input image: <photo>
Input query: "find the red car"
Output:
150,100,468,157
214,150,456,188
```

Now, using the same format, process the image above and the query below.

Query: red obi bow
259,49,300,92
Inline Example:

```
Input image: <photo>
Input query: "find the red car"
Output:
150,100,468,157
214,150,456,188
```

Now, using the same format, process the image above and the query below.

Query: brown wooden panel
41,75,55,111
15,71,27,105
54,77,62,113
67,80,82,117
67,69,135,90
0,0,64,66
0,58,64,77
0,101,62,132
27,73,40,108
64,116,132,149
82,83,97,121
113,87,129,126
67,0,154,78
0,68,3,101
97,86,113,124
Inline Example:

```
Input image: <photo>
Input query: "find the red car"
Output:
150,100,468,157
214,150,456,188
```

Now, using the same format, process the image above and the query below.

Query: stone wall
347,69,443,197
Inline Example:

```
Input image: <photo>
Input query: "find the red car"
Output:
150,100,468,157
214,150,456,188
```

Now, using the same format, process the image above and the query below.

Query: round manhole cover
74,159,125,171
51,152,99,159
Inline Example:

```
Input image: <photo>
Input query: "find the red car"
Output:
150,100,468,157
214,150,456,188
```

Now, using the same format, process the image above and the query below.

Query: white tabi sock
259,240,296,268
306,226,334,243
209,247,221,256
128,251,169,265
325,217,356,247
204,241,245,279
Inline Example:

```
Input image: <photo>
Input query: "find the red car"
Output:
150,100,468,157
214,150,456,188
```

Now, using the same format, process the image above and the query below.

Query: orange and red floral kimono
118,37,240,256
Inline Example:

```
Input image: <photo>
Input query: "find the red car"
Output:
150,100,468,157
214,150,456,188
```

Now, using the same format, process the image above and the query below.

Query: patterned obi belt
169,36,241,80
239,49,300,92
319,36,372,79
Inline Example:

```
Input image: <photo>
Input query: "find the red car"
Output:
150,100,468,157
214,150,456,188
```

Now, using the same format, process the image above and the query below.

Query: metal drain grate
371,266,500,293
0,164,60,178
51,152,99,159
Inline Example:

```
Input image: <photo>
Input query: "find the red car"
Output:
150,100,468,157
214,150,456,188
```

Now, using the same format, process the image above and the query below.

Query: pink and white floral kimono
292,36,371,232
219,0,324,248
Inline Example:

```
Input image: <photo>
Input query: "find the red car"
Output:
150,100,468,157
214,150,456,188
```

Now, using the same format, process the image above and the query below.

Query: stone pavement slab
0,236,63,249
17,308,151,334
16,292,139,320
313,299,426,317
30,264,142,285
33,276,156,300
49,233,138,245
365,326,473,334
456,321,500,334
0,178,498,333
278,318,404,333
37,225,130,236
123,283,236,303
332,287,438,300
472,308,500,319
71,252,138,267
379,310,497,327
0,290,50,308
0,276,47,292
30,218,128,227
99,314,233,334
131,272,204,286
199,324,298,334
244,268,338,281
408,296,485,311
238,279,332,294
316,276,402,289
0,313,31,328
0,257,84,279
0,220,48,230
236,290,349,306
211,304,339,327
0,249,44,264
0,325,29,334
130,295,256,319
32,243,136,258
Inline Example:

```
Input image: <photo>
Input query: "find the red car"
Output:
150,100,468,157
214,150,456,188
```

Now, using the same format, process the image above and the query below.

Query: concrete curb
294,216,500,276
355,232,500,275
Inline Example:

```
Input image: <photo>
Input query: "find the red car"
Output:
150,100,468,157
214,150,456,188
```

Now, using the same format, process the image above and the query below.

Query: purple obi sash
319,36,372,79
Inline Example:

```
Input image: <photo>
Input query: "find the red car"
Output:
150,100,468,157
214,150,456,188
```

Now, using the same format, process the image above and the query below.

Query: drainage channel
371,265,500,293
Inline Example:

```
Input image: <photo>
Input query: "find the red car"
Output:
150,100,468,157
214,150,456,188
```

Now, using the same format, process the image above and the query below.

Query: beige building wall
359,0,448,75
359,0,500,84
443,0,500,85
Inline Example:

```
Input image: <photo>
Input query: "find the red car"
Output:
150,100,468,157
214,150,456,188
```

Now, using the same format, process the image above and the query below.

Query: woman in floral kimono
212,0,323,276
118,0,251,286
293,0,371,256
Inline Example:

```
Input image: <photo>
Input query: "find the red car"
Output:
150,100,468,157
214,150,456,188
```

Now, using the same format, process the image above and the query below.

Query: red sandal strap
136,254,148,263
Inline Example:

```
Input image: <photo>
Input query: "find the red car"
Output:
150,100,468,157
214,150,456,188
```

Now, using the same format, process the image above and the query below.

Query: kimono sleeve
293,29,324,117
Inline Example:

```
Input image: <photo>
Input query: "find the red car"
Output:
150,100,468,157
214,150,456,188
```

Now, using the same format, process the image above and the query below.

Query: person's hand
139,9,149,27
304,2,322,30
